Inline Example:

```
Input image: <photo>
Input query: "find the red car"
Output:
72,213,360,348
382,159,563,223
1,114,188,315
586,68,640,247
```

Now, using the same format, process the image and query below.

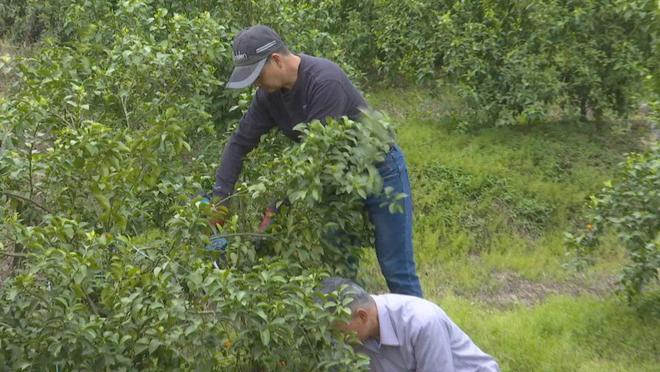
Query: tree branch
84,292,101,316
219,233,274,239
0,251,27,258
1,191,51,213
120,94,131,129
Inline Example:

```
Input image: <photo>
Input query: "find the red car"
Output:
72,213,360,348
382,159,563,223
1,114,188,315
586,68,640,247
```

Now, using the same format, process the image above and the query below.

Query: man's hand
195,196,230,254
256,199,289,233
257,205,277,233
207,204,229,228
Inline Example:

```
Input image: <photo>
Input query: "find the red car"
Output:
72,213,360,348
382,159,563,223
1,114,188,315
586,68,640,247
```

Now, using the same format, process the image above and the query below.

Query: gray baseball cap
226,25,285,89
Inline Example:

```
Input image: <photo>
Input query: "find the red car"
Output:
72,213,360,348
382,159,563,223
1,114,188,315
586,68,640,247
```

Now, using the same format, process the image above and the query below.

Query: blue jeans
364,145,423,297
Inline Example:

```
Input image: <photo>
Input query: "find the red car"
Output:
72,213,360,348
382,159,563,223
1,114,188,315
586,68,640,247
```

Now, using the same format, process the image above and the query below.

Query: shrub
0,1,400,367
566,146,659,301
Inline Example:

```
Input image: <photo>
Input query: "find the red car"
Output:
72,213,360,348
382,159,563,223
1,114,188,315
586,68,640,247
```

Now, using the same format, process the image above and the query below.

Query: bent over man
320,277,500,372
215,25,422,297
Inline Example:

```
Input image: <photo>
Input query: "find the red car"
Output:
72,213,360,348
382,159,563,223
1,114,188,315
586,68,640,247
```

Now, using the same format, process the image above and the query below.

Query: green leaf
260,328,270,346
149,339,161,354
94,192,111,210
63,225,75,240
256,309,268,321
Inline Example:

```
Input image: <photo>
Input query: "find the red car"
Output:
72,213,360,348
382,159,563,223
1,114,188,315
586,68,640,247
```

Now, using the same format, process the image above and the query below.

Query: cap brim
226,58,267,89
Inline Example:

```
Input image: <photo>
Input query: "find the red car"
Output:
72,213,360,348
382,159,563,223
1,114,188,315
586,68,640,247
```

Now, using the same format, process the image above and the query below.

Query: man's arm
413,317,456,372
214,94,275,198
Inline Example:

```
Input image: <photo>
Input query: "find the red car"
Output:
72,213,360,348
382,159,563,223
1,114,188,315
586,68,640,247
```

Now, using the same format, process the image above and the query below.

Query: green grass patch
444,294,660,371
364,88,643,285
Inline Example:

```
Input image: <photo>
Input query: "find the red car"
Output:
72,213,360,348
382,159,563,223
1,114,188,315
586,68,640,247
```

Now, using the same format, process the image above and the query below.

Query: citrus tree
0,1,402,368
566,146,659,301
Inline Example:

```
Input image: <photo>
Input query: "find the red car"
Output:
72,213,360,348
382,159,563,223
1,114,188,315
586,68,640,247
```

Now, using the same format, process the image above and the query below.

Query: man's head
226,25,297,92
319,277,379,342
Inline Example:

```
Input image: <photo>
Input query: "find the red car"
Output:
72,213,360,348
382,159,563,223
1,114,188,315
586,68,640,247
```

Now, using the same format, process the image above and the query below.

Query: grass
356,88,658,371
448,294,660,371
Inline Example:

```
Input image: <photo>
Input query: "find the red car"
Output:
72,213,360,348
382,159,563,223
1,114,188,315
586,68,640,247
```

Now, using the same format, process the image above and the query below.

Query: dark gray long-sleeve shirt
214,54,367,197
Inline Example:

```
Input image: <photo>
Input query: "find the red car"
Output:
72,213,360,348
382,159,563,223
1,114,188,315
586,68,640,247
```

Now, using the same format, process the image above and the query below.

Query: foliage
566,146,659,300
0,0,69,43
438,1,562,128
377,1,658,129
0,215,367,370
371,0,657,129
0,112,386,368
1,114,388,368
0,0,399,368
1,2,230,230
3,0,656,129
370,1,448,84
239,112,396,275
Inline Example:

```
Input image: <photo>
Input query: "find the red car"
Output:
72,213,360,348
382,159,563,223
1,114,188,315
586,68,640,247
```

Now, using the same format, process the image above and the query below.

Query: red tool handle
257,206,277,233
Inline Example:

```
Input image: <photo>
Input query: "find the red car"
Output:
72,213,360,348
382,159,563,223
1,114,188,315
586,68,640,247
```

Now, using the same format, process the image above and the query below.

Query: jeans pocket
378,147,401,181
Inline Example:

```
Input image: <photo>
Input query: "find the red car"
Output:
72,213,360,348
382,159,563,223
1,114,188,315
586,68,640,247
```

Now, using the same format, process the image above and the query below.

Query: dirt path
467,271,619,309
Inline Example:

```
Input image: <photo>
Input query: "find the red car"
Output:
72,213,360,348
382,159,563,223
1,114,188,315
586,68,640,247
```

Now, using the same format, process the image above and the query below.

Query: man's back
258,53,367,137
215,53,367,195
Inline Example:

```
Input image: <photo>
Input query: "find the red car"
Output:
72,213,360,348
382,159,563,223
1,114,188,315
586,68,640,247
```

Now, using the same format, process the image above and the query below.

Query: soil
468,271,619,309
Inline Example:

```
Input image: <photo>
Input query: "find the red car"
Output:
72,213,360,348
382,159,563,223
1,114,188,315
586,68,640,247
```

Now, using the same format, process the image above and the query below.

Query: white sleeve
414,317,456,372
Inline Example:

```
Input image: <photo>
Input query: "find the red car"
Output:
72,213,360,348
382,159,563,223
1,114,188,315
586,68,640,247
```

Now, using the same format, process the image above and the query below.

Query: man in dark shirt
215,25,423,297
